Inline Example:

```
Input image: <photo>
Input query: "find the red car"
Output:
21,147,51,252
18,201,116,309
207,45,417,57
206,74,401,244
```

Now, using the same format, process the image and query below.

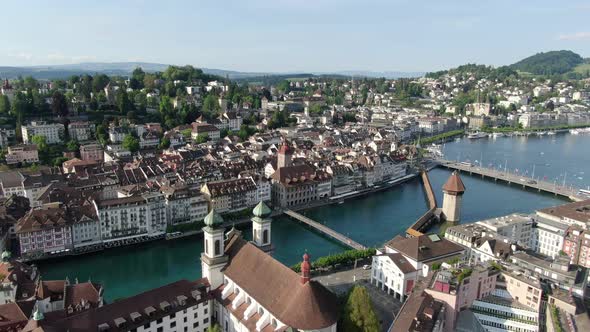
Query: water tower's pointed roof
252,201,272,218
204,209,224,227
442,171,465,194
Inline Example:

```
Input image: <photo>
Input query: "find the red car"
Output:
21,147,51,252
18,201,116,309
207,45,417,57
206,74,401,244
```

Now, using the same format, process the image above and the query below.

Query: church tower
251,201,273,254
201,209,227,289
277,140,293,169
442,171,466,223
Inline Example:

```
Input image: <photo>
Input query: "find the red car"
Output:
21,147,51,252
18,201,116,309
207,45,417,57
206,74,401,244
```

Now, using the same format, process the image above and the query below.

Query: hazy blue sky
2,0,590,72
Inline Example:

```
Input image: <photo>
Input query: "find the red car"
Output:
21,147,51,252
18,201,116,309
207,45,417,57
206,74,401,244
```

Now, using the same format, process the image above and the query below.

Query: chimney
301,253,311,284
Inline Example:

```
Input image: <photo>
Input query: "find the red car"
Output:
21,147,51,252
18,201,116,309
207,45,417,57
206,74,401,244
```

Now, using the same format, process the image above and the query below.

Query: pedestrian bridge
435,159,586,202
283,210,367,250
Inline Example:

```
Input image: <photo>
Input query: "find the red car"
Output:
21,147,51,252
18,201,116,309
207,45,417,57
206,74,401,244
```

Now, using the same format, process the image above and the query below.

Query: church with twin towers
201,201,340,332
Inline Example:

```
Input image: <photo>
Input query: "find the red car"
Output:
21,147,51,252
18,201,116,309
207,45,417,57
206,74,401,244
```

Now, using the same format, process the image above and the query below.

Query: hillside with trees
510,50,584,75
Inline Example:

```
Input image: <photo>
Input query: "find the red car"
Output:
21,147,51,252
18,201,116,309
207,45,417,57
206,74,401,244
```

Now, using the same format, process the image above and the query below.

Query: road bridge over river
435,159,586,202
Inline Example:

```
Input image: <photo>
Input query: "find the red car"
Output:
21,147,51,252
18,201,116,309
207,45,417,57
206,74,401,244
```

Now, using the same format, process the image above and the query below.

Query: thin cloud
558,32,590,41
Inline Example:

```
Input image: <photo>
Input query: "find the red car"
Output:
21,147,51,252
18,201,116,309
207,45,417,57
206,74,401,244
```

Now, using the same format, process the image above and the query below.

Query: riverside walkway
284,209,367,250
436,159,586,202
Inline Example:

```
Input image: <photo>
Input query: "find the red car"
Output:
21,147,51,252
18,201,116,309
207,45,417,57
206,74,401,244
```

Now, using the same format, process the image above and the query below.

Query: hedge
419,130,465,145
291,248,376,273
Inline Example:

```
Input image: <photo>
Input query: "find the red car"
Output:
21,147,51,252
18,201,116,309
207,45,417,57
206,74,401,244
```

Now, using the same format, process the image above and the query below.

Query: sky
2,0,590,73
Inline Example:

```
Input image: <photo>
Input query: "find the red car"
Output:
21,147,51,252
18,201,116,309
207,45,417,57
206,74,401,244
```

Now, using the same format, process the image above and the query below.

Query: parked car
362,264,371,270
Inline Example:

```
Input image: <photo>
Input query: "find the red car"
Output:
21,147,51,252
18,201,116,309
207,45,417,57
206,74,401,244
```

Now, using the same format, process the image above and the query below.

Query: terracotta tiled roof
0,301,35,330
222,236,339,330
391,291,442,332
16,205,97,234
65,282,102,314
36,280,66,301
442,171,465,194
205,177,257,197
271,165,330,185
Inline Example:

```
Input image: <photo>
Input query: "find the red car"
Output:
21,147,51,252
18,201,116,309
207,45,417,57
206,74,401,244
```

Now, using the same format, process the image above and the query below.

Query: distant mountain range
0,62,425,80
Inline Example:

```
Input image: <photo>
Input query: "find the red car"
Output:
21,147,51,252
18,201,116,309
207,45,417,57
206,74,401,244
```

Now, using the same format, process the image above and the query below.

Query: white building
22,121,65,144
371,252,420,301
67,121,95,141
476,214,535,248
534,217,568,258
162,185,208,225
93,191,167,245
5,145,39,165
372,234,465,301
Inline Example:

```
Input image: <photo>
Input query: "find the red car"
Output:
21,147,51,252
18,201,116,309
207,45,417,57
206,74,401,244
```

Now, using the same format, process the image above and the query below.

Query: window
156,318,163,324
204,308,208,314
170,322,176,328
144,323,151,329
193,322,200,328
157,327,163,332
170,313,176,319
215,240,221,256
204,318,209,324
263,229,269,244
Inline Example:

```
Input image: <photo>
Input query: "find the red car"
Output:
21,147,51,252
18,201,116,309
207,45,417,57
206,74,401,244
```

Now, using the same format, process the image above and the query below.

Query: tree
0,95,10,114
53,156,69,167
341,286,380,332
31,135,48,152
127,111,137,121
159,137,171,149
181,128,192,138
130,67,145,90
202,94,220,119
51,91,69,117
195,134,208,144
66,140,79,152
96,124,108,145
122,134,140,153
92,74,110,92
276,80,291,93
10,92,28,117
207,324,221,332
32,90,50,115
116,89,133,114
308,104,323,116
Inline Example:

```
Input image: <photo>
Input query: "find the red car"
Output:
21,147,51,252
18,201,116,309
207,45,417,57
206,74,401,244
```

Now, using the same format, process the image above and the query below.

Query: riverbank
418,129,465,145
25,171,420,263
481,123,590,133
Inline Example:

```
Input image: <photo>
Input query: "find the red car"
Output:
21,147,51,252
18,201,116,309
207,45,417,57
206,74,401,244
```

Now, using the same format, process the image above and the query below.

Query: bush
420,129,464,145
